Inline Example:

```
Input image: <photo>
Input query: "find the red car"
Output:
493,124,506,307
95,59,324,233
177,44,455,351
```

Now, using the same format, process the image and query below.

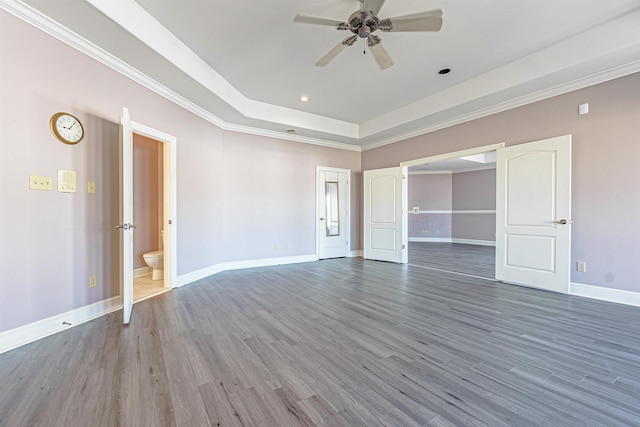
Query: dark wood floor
409,242,496,279
1,257,640,426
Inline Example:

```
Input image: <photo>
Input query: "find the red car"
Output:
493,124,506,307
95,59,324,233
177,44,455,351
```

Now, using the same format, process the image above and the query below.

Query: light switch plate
88,181,96,193
29,175,52,191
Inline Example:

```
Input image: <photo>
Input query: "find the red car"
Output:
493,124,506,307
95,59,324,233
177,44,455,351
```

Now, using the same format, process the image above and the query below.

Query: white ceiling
8,0,640,149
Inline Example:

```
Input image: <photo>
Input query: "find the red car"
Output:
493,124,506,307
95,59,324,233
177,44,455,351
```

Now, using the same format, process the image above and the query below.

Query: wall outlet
287,242,292,249
89,275,97,288
412,207,420,214
88,181,96,193
422,229,428,235
29,175,53,191
577,261,587,272
274,243,278,250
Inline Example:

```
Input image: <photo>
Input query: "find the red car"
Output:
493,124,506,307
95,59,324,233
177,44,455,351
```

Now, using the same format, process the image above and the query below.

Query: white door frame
120,110,177,324
316,166,351,259
400,143,505,264
400,143,506,169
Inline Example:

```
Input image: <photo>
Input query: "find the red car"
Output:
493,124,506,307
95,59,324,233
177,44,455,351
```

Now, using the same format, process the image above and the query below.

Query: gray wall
452,169,496,242
408,170,496,242
408,174,452,239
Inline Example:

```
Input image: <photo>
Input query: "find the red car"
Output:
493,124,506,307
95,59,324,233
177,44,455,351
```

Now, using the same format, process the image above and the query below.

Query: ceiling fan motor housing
346,10,379,38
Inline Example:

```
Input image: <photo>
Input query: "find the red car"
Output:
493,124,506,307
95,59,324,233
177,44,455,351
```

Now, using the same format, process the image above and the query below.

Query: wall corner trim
570,282,640,308
0,296,121,355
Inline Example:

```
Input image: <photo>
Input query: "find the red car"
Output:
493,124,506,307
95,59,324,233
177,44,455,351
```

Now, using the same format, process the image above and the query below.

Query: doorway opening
132,133,169,302
401,144,503,279
120,109,177,324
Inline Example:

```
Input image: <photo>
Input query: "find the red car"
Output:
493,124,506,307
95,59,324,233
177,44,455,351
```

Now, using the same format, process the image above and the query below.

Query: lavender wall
363,72,640,292
0,10,361,333
133,134,162,269
452,169,496,242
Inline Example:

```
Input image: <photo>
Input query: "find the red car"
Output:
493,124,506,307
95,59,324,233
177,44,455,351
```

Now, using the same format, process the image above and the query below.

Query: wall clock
50,112,84,144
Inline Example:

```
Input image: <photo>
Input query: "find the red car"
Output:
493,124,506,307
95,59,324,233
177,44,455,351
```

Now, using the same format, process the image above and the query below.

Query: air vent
285,129,298,134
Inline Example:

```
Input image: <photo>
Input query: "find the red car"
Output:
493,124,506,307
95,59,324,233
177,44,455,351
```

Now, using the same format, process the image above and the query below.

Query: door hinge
402,174,406,180
402,244,406,250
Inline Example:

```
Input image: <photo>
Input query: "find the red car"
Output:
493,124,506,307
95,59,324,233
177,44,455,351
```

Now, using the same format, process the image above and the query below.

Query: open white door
317,167,350,259
119,108,134,324
496,135,571,293
364,166,407,263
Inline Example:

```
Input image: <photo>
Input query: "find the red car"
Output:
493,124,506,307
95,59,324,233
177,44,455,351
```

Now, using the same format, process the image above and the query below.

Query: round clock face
50,112,84,144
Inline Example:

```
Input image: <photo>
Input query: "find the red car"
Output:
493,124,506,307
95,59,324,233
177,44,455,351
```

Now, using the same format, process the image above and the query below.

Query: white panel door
364,166,407,263
496,135,571,293
317,167,350,259
119,108,134,324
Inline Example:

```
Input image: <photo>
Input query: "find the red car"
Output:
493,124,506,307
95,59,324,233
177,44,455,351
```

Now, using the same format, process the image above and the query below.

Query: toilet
142,251,164,280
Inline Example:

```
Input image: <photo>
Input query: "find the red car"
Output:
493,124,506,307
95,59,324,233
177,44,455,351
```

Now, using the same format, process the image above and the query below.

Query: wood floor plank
1,256,640,426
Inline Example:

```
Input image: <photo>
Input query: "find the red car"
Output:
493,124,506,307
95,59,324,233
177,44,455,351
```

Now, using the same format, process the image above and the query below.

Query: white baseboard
570,282,640,308
452,238,496,247
175,254,318,287
349,250,363,258
409,237,452,243
134,266,151,278
0,296,121,355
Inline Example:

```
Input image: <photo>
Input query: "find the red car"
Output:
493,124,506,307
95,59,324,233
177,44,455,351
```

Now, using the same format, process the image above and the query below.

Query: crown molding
361,59,640,151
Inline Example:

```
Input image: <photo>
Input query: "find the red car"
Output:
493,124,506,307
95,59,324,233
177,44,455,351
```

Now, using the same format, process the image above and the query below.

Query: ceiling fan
294,0,443,70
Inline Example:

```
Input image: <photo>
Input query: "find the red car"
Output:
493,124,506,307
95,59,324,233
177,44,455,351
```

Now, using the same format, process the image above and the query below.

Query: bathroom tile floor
133,273,169,302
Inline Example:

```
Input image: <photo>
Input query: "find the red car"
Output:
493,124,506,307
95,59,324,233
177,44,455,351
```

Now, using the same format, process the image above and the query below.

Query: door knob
552,219,569,225
116,223,137,230
319,217,325,221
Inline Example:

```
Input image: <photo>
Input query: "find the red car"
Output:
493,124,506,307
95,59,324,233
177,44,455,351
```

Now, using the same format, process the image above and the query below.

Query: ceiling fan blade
367,38,394,70
364,0,385,15
379,9,443,32
294,13,347,28
316,35,358,67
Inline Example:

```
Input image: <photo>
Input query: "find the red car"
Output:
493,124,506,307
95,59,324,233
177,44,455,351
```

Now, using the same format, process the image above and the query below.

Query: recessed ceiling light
299,96,310,102
438,68,451,75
